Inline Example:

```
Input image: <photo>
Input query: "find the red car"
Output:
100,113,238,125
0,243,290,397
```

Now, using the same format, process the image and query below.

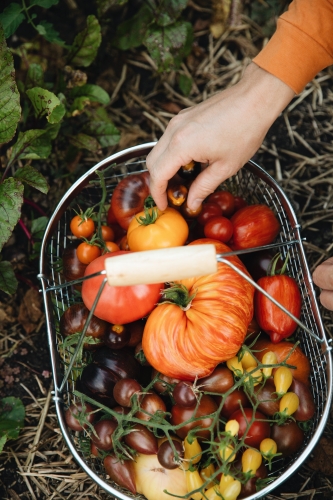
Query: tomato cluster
60,166,313,500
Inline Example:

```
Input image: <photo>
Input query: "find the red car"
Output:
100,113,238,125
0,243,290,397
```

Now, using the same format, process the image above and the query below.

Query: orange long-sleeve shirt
253,0,333,94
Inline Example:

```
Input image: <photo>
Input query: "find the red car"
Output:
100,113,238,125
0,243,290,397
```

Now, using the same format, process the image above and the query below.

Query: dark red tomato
230,204,280,250
62,245,87,282
254,379,280,416
113,378,141,407
157,439,184,469
107,203,118,225
290,378,315,421
77,242,101,264
151,369,180,395
93,347,142,381
241,250,283,282
197,202,222,225
218,388,250,419
177,161,201,181
104,324,131,349
171,394,218,440
91,419,117,450
59,303,107,348
127,319,146,348
207,191,235,217
203,216,233,243
181,200,203,219
136,392,167,421
271,420,304,457
238,462,268,498
65,402,95,432
255,274,302,343
91,441,99,457
104,454,136,494
233,195,247,213
229,408,271,449
124,423,158,454
199,366,234,395
173,381,197,407
110,171,150,229
82,252,163,325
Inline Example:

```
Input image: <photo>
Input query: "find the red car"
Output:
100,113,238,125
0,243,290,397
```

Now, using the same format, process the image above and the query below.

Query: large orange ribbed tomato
142,239,254,380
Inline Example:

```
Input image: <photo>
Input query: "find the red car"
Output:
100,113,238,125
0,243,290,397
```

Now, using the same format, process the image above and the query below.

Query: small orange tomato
101,225,115,241
70,214,95,239
104,241,120,253
167,183,188,207
77,242,101,264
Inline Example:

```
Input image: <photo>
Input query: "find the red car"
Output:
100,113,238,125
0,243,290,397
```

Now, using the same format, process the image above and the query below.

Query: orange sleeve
253,0,333,94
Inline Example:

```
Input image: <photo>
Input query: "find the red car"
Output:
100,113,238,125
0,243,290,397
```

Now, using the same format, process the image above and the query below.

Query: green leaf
14,165,49,194
0,261,18,295
26,87,61,120
48,101,66,123
113,3,153,50
82,121,120,148
0,178,24,252
0,25,21,143
96,0,128,17
0,435,7,453
145,21,193,72
25,63,44,90
69,133,100,152
0,397,25,440
9,129,52,164
0,3,25,38
30,0,59,7
154,0,188,27
66,15,101,67
31,216,49,256
70,96,90,114
178,74,192,96
36,21,66,46
69,84,110,105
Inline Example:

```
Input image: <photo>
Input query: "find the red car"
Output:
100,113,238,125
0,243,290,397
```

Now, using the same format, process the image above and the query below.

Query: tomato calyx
267,252,289,277
143,195,156,209
161,283,197,310
135,207,159,226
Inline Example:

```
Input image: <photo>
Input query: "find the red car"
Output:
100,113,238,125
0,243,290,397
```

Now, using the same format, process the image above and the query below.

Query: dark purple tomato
157,439,184,469
177,161,201,181
91,441,99,457
127,319,146,347
199,365,234,395
64,402,95,432
124,423,158,454
151,369,180,395
136,392,167,421
173,381,197,407
91,419,117,450
271,420,304,457
80,364,119,407
171,395,218,440
237,461,268,498
254,378,280,416
113,378,141,407
60,303,107,349
104,454,136,494
104,324,131,349
241,250,283,282
290,378,316,421
62,245,87,282
218,388,250,419
93,347,141,381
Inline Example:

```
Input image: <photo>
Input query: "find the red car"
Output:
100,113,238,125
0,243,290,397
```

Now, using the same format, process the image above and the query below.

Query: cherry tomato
104,454,136,494
91,419,117,450
273,367,293,396
136,392,167,421
184,436,202,464
233,195,247,212
181,200,203,219
230,204,280,250
204,216,233,243
59,303,107,348
101,225,115,241
62,244,87,282
76,242,101,264
241,448,262,474
197,202,222,225
157,439,184,469
79,364,119,407
238,462,267,498
104,324,131,349
270,420,304,457
207,191,235,217
199,366,234,395
218,388,250,419
171,394,218,439
229,408,271,449
64,402,95,432
113,378,141,407
173,381,196,407
70,214,95,239
124,423,158,454
254,378,280,416
290,378,315,421
240,250,283,282
167,183,188,207
186,469,204,499
93,347,141,381
260,437,278,459
151,369,180,395
178,160,201,181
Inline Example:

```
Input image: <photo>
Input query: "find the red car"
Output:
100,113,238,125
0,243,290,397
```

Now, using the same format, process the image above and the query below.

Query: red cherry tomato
197,202,222,225
230,204,280,250
203,216,233,243
233,196,247,212
70,214,95,239
229,408,271,449
171,395,218,440
207,191,235,217
76,242,101,264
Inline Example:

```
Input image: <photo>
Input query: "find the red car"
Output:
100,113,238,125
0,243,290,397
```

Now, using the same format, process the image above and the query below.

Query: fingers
312,257,333,311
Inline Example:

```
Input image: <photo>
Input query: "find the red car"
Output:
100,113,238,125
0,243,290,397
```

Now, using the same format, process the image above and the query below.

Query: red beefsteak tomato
230,204,280,250
81,252,163,324
142,239,254,380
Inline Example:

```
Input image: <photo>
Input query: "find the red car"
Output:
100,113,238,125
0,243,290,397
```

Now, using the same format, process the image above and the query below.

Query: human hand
312,257,333,310
146,62,295,211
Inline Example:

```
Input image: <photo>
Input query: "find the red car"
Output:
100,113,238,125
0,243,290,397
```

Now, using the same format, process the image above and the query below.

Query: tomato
197,202,222,225
253,337,311,385
171,394,218,439
204,216,233,243
151,369,181,395
186,469,204,500
184,436,202,464
181,200,203,219
106,203,118,225
59,303,107,349
136,392,167,421
62,244,87,282
124,423,158,454
290,378,315,421
104,324,131,349
207,191,235,217
270,420,304,457
157,439,184,469
142,239,254,380
127,207,189,251
104,454,136,494
104,240,120,253
279,392,300,416
80,363,119,407
273,367,293,396
255,274,302,343
81,252,163,324
230,204,280,250
113,378,141,407
101,225,115,241
64,402,95,431
91,419,117,450
167,183,188,207
229,408,271,449
238,462,267,499
233,195,247,212
178,160,201,181
199,366,234,395
254,378,280,416
240,250,283,282
76,242,101,264
173,381,196,407
218,388,250,419
110,171,150,229
70,214,95,239
241,448,262,474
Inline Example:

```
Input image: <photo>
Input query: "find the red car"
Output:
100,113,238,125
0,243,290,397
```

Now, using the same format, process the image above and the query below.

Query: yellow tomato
127,207,189,251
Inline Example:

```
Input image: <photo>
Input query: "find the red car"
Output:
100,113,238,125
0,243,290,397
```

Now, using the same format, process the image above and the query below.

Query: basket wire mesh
39,143,333,500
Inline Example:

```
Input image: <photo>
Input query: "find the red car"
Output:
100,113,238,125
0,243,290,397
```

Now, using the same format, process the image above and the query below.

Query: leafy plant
0,397,25,453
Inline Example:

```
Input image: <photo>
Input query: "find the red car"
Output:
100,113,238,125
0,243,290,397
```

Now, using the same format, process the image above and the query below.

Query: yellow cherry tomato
184,436,202,465
186,469,204,500
260,437,278,459
219,474,234,494
226,356,243,376
241,448,263,474
127,206,189,251
262,350,278,377
244,366,263,386
204,485,220,500
200,463,215,489
222,480,242,500
279,392,300,416
219,443,235,463
274,366,293,396
240,350,257,369
225,419,239,437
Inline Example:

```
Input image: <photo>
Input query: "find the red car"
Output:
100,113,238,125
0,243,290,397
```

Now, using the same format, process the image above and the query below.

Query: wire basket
39,142,333,500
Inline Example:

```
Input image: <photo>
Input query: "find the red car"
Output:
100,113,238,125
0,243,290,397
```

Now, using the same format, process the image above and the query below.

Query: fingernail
191,199,201,211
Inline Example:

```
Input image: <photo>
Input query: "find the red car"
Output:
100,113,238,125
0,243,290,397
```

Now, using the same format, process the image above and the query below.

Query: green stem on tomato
161,283,197,309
